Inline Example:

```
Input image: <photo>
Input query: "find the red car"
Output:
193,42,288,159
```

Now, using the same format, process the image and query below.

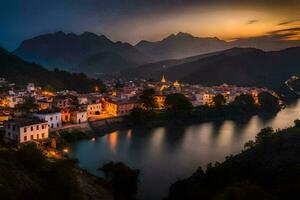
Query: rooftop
6,117,47,127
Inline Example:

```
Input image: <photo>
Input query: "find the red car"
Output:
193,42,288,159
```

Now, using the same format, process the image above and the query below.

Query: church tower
161,74,166,83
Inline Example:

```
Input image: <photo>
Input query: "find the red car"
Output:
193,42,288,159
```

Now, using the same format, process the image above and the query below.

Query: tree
165,93,192,115
255,127,274,144
100,162,140,199
294,119,300,128
140,89,158,111
232,94,257,114
213,94,226,107
244,140,255,150
258,92,280,113
129,107,150,124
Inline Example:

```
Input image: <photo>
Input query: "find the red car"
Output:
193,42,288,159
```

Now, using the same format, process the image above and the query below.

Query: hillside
167,124,300,200
130,47,300,89
0,46,105,93
14,31,151,73
0,144,113,200
136,32,300,61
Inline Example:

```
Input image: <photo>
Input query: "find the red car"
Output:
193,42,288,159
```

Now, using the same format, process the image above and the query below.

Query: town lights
63,148,69,153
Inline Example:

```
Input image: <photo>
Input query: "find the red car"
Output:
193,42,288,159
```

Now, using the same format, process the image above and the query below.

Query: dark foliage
213,94,227,107
168,124,300,200
258,92,281,113
0,47,105,93
139,89,158,111
0,144,82,200
231,94,257,114
100,162,140,199
165,93,192,116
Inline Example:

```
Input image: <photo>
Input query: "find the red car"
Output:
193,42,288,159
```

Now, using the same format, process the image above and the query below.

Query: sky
1,0,300,50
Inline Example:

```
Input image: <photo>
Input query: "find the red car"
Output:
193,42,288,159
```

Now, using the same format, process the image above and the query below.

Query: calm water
68,100,300,200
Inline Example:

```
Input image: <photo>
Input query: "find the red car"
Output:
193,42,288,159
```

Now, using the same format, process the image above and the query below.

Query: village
0,75,276,144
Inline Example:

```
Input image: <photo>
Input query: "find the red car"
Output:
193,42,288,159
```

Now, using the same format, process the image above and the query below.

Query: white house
4,118,49,143
33,111,62,131
71,110,88,124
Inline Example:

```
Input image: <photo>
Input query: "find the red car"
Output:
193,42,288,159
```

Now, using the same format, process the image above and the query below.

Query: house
33,111,62,131
4,117,49,143
6,96,24,108
105,99,137,116
53,96,73,109
0,111,11,127
61,109,71,123
70,110,88,124
87,103,102,117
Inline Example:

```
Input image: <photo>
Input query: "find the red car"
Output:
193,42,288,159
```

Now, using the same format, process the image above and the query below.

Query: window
57,123,59,128
12,125,16,131
50,117,53,121
36,125,39,130
24,128,27,133
31,135,34,140
51,123,54,128
31,126,33,131
42,133,45,138
37,134,39,139
24,136,27,141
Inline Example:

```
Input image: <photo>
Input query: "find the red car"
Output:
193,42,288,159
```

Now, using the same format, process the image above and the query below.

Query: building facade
33,112,62,131
4,118,49,143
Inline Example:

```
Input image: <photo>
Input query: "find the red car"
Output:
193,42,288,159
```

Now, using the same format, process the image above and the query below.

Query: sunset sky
1,0,300,50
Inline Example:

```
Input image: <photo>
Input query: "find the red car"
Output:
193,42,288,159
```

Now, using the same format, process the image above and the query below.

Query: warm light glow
127,130,132,139
108,132,118,152
63,148,69,153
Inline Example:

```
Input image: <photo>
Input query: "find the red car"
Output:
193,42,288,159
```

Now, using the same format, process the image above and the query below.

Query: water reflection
107,131,118,152
69,100,300,200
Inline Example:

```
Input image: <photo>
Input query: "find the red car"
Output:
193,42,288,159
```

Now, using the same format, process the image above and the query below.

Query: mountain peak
81,32,99,37
54,31,66,36
176,32,194,38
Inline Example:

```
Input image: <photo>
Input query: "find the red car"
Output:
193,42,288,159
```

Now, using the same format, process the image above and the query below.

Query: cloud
247,19,258,24
277,19,299,26
268,26,300,39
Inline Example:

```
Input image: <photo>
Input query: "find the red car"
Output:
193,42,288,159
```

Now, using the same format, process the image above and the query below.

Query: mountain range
136,32,300,61
13,31,300,76
0,46,104,93
128,47,300,90
14,31,152,73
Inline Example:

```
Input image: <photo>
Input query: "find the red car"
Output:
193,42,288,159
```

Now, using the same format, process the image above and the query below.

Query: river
68,100,300,200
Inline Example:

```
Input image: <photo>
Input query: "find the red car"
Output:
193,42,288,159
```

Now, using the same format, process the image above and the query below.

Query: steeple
161,74,166,83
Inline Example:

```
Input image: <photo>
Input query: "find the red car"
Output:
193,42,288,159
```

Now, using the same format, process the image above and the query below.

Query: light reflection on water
68,100,300,200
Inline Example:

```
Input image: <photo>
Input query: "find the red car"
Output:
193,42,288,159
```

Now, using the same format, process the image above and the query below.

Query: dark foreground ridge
167,120,300,200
